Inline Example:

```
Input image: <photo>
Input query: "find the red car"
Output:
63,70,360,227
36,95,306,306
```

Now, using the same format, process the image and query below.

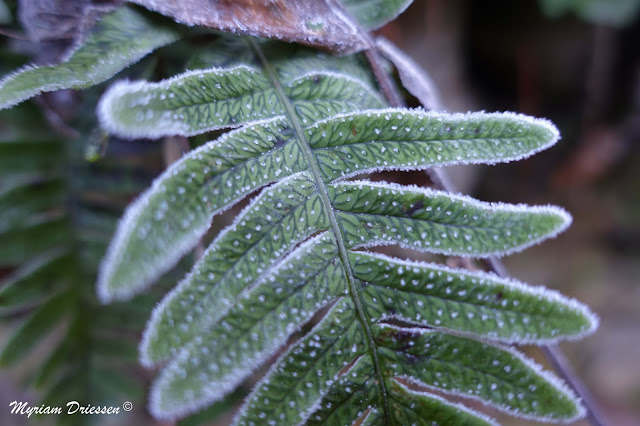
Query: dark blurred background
382,1,640,424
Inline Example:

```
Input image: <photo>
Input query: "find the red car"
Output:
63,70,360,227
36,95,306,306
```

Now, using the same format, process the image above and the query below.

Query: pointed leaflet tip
378,324,585,422
97,65,279,139
332,179,573,258
310,108,562,182
354,250,597,343
96,116,294,304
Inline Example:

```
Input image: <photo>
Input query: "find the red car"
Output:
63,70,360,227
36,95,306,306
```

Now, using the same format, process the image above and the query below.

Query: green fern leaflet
94,36,597,424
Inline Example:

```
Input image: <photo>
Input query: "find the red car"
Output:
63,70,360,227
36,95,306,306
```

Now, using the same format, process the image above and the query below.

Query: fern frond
0,6,178,110
94,37,596,424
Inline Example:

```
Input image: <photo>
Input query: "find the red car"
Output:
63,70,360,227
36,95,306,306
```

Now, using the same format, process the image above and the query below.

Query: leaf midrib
312,136,540,150
247,38,393,424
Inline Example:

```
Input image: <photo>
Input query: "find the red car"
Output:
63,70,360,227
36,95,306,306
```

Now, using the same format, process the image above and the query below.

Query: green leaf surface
98,106,560,301
332,180,571,257
376,324,583,421
387,379,496,426
303,354,379,425
309,109,557,181
98,51,384,138
96,37,595,424
141,172,328,364
353,251,596,343
98,117,304,302
0,6,179,110
150,232,347,417
99,65,278,138
235,298,364,425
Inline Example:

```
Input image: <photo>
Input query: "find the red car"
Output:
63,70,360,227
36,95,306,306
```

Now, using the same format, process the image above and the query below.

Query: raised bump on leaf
98,65,278,138
376,324,584,421
140,172,329,366
0,7,179,110
97,117,300,302
388,378,496,426
351,251,597,343
305,355,379,425
286,71,385,123
95,35,596,425
309,108,559,181
149,232,346,419
331,180,572,257
234,298,365,426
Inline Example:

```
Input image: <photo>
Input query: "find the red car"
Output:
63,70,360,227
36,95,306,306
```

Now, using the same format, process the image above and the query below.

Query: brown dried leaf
128,0,368,54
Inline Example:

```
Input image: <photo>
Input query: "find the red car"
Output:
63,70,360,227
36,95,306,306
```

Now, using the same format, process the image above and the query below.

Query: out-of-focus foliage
0,0,10,24
539,0,640,27
0,100,155,425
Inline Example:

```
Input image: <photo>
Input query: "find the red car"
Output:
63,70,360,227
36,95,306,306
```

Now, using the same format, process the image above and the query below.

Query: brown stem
363,47,405,108
542,344,607,426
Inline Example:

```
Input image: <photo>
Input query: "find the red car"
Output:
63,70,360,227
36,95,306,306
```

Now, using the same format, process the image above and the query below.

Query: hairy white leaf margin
148,231,338,420
361,251,598,344
97,116,288,303
139,171,317,367
333,179,573,258
231,297,353,426
97,64,267,139
308,107,560,180
378,323,585,422
287,70,385,103
390,377,498,426
0,6,178,111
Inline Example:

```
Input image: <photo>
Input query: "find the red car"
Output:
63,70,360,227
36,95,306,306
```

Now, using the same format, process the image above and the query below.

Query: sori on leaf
0,2,597,425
